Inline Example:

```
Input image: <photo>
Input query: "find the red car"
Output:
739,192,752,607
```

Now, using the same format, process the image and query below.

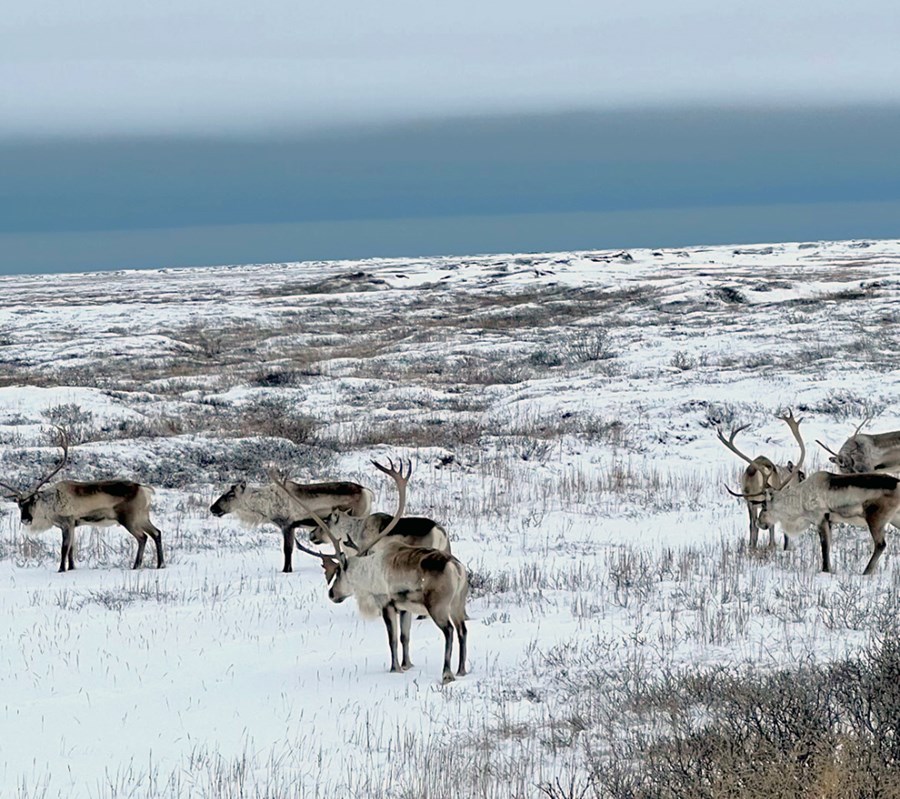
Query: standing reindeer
209,479,373,572
727,411,900,574
309,508,451,553
0,428,164,572
273,461,469,684
816,418,900,475
716,422,804,549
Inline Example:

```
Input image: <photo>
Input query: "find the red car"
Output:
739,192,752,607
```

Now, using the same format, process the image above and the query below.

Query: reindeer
309,509,451,554
209,479,373,572
272,461,468,684
727,411,900,574
0,428,163,572
816,418,900,476
716,423,804,549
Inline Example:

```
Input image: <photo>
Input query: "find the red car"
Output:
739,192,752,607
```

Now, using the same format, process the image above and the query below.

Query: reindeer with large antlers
816,417,900,476
716,419,805,549
271,459,469,684
726,411,900,574
0,428,164,572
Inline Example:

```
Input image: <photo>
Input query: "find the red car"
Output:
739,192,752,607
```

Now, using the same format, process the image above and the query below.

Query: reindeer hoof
442,672,455,684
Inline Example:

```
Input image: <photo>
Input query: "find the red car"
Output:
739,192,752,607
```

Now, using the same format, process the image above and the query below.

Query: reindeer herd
1,414,900,682
720,413,900,575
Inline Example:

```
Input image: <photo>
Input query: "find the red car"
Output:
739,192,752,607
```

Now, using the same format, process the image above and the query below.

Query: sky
2,0,900,273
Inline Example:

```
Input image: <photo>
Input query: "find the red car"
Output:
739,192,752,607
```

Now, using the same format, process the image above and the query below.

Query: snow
1,238,899,795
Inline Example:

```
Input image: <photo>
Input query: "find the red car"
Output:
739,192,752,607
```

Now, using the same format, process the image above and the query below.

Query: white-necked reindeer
716,421,804,549
816,418,900,476
0,428,163,572
727,411,900,574
209,479,373,572
272,461,468,684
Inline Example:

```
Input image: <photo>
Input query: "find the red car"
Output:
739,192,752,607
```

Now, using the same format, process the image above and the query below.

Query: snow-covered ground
1,239,899,797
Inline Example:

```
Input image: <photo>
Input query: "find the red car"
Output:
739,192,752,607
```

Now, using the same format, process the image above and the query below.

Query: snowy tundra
1,239,899,797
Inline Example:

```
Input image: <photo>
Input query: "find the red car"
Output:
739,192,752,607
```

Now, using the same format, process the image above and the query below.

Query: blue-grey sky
3,0,900,136
2,1,900,273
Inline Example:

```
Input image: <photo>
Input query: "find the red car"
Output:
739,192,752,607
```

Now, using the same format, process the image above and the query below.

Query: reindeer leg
144,522,164,569
58,524,73,573
818,514,832,573
67,528,76,570
399,610,413,670
454,616,468,677
281,526,294,573
439,621,455,683
863,505,890,576
131,529,148,570
747,503,759,548
382,605,402,673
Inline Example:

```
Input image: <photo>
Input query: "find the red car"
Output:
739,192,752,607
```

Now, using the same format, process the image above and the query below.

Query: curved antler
816,439,839,458
292,534,339,562
773,409,804,490
0,480,22,500
715,424,755,465
852,415,872,438
25,425,70,498
723,483,767,500
354,458,411,556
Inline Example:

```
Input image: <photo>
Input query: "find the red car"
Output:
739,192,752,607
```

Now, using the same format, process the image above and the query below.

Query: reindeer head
0,427,70,524
209,481,247,516
308,509,350,545
271,459,412,603
725,410,805,519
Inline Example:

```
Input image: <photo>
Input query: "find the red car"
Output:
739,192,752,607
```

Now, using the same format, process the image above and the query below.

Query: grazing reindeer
716,423,804,549
816,418,900,476
727,411,900,574
209,479,373,572
0,429,163,572
309,509,451,554
273,461,469,684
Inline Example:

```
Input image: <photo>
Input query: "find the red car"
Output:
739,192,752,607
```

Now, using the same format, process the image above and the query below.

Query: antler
773,409,805,490
815,439,839,458
266,468,345,559
723,483,766,500
292,534,339,563
0,480,22,500
852,415,872,438
26,425,71,497
715,424,754,465
354,458,412,556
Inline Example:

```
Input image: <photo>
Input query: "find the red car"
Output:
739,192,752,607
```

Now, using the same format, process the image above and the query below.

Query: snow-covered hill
1,239,899,797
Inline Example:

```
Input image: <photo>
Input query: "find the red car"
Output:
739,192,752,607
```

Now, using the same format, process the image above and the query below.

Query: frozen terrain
1,239,899,797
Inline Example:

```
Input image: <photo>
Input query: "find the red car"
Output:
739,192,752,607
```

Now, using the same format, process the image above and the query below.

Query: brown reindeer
210,478,373,572
0,429,163,572
308,508,451,554
816,417,900,476
727,411,900,574
272,461,469,684
716,422,804,549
